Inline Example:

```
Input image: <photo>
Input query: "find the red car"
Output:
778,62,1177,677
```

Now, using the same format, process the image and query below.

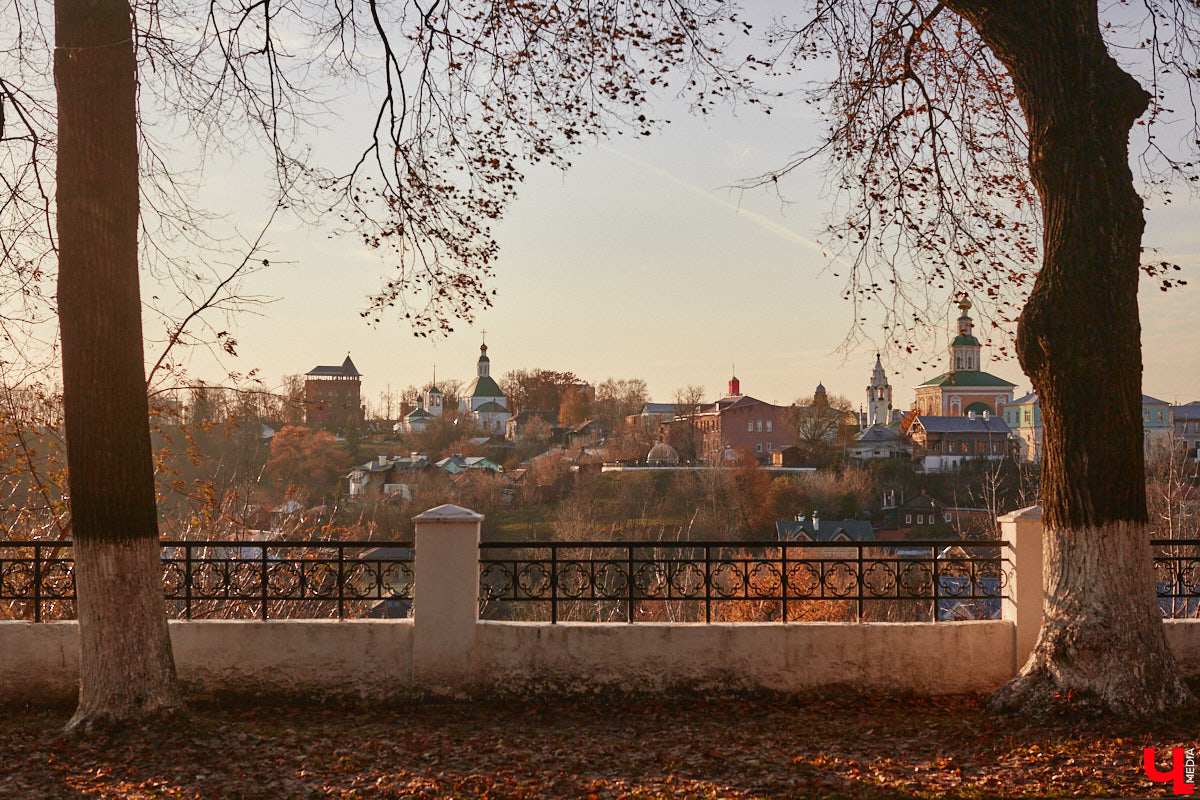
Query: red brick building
664,376,788,462
304,354,364,431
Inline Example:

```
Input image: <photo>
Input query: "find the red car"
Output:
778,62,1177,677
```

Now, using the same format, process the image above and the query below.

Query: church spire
867,352,892,426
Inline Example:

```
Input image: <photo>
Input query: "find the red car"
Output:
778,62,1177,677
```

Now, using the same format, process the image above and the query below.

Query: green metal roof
467,375,504,399
474,400,506,413
915,370,1016,389
951,334,980,347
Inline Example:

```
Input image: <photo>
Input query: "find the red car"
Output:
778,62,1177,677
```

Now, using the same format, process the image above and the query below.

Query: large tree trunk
945,0,1193,716
56,0,184,730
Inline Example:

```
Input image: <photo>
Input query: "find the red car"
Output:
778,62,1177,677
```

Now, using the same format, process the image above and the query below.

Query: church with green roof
458,338,512,435
913,298,1016,417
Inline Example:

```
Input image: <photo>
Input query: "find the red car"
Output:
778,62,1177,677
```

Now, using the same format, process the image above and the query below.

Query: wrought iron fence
0,541,414,621
479,540,1011,623
1154,539,1200,619
4,537,1197,623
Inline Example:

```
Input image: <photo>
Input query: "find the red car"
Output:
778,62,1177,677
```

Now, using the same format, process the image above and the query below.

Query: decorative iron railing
1154,539,1200,619
479,540,1010,623
4,538,1197,623
0,541,414,621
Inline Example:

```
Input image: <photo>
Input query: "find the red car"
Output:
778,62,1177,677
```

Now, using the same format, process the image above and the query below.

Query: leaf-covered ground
1,690,1196,799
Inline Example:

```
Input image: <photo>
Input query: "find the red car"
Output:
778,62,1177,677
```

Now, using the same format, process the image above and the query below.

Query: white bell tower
866,353,892,426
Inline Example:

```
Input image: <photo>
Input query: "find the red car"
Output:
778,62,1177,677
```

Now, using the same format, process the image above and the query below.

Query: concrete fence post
998,505,1044,675
412,503,483,695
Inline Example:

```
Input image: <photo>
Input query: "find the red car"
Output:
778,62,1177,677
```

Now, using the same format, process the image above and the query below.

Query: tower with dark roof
303,353,364,430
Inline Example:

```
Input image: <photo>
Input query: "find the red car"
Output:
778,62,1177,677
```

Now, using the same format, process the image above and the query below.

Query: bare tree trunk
56,0,184,729
946,0,1192,715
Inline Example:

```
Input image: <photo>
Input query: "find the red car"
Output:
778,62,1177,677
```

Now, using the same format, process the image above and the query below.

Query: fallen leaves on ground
1,690,1195,799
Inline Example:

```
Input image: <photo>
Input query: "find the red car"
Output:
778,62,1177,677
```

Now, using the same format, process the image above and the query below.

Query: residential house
875,491,990,540
775,515,875,561
905,414,1012,472
435,454,501,474
776,515,875,543
847,424,911,461
565,418,609,448
1005,390,1172,462
769,445,805,468
347,453,432,498
1144,395,1173,454
506,409,559,442
1171,401,1200,461
1003,391,1042,462
628,402,676,429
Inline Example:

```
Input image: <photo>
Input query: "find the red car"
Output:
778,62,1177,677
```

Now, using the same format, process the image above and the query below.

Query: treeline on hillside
4,375,1198,543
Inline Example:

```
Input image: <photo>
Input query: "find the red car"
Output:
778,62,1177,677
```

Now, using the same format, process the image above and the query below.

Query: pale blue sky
167,27,1200,414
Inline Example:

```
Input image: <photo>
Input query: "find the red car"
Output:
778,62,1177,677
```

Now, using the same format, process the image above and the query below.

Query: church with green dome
913,298,1016,417
459,338,511,435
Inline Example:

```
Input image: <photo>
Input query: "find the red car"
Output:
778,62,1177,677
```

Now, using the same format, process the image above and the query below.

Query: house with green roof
913,298,1016,417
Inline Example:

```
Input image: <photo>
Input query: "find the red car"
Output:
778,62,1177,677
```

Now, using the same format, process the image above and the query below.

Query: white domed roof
646,442,680,465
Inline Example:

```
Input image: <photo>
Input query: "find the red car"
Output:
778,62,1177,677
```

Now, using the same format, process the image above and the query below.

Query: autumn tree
48,0,187,728
730,451,774,536
558,387,594,427
1145,442,1199,540
593,378,650,429
761,0,1198,715
1,0,747,726
671,385,707,463
264,426,347,501
784,392,859,468
279,375,306,426
502,369,585,416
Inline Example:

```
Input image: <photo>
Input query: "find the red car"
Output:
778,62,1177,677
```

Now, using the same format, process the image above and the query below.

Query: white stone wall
2,504,1197,706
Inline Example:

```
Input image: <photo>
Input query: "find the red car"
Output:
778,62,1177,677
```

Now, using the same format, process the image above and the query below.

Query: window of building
1024,409,1031,424
966,355,973,369
766,421,772,432
1145,410,1151,422
905,514,912,524
916,514,924,524
766,442,772,451
747,421,754,432
944,512,952,522
755,443,762,452
757,420,763,432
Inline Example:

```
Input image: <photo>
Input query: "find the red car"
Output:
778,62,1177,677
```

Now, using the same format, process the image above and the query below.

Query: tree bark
944,0,1193,716
55,0,184,729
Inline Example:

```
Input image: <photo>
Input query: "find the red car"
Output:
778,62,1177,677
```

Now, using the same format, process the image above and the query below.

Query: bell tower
866,353,892,426
949,298,982,372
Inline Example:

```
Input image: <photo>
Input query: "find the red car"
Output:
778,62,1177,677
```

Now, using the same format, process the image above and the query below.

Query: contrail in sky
601,143,837,260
